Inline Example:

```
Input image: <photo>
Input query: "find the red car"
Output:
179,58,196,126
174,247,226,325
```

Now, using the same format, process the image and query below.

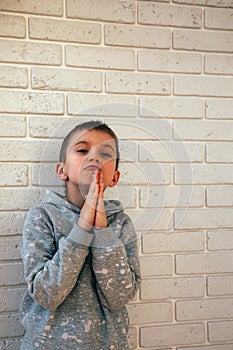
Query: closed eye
77,149,88,154
101,152,112,158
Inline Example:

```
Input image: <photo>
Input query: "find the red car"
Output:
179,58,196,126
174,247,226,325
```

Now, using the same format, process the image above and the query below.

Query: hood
43,190,123,218
103,199,124,217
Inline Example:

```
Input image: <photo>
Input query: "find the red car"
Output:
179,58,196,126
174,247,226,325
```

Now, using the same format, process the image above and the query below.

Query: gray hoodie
19,190,141,350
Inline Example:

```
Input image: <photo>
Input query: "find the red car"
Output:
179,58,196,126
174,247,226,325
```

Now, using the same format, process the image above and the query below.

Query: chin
78,181,91,195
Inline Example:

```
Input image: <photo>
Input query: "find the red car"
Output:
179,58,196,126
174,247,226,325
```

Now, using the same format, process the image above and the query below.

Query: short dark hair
59,120,120,170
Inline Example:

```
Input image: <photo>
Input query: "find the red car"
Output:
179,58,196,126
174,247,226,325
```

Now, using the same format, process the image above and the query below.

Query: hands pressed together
78,170,108,232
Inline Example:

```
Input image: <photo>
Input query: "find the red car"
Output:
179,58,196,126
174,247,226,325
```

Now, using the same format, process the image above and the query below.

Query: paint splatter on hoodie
19,190,141,350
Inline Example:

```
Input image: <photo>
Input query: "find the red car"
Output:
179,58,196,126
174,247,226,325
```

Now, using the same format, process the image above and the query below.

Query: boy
19,121,141,350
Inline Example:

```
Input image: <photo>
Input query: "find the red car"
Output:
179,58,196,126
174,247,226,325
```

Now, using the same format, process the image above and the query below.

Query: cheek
102,163,116,181
64,155,83,172
102,160,115,171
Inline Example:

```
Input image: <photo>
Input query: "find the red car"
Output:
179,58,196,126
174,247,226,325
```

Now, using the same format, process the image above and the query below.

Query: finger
89,172,97,190
85,173,98,206
96,169,100,184
95,170,101,195
96,187,105,210
99,170,105,184
99,182,104,198
87,171,99,195
99,171,105,198
95,196,108,228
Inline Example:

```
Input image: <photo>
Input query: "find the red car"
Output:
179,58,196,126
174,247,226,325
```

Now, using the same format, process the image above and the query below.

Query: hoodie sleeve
21,206,93,311
91,215,141,311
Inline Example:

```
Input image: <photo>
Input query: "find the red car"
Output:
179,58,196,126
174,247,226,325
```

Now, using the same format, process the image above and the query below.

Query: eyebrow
73,141,89,147
102,144,115,152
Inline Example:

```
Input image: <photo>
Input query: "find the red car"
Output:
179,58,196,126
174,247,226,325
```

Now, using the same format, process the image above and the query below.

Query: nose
88,149,101,164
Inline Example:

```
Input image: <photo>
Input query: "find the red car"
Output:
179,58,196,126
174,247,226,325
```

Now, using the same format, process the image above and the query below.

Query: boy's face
57,128,120,192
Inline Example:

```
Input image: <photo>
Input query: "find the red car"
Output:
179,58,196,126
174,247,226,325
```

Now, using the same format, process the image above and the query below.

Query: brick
29,17,101,44
0,90,64,114
141,277,204,301
138,50,201,73
0,314,24,338
207,143,233,163
30,116,97,140
177,345,233,350
174,120,233,141
0,263,24,285
0,213,26,236
175,208,233,230
127,302,172,325
0,164,28,186
142,232,204,253
31,163,59,187
66,0,135,23
205,54,233,75
0,116,26,137
173,0,233,7
0,238,21,261
208,321,233,342
105,118,172,140
29,116,76,138
176,252,233,274
140,323,205,347
127,327,137,350
139,141,203,163
0,0,63,16
139,96,203,119
105,184,137,209
174,75,233,97
67,93,137,117
207,186,233,207
0,14,25,38
118,141,137,163
173,163,193,186
127,208,172,232
105,24,170,49
120,163,171,185
0,40,61,65
140,255,173,277
106,71,170,95
140,186,204,208
66,45,135,70
32,67,102,92
173,29,233,53
139,2,202,28
0,65,27,88
0,139,60,162
0,287,25,312
175,164,233,185
206,99,233,119
207,230,233,251
0,188,41,211
176,298,233,321
205,8,233,30
208,275,233,296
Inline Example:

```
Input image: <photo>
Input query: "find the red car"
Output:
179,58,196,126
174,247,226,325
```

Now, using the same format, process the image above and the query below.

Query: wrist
78,219,93,233
94,223,108,230
92,226,116,248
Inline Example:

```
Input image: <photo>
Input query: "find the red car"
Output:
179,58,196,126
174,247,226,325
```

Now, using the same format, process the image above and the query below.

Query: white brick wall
0,1,233,349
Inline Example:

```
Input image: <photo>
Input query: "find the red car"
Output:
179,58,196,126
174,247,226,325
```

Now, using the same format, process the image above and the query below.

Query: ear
109,170,120,188
56,163,68,181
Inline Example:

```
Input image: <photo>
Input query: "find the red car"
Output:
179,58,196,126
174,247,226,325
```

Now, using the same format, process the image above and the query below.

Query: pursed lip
83,165,100,171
